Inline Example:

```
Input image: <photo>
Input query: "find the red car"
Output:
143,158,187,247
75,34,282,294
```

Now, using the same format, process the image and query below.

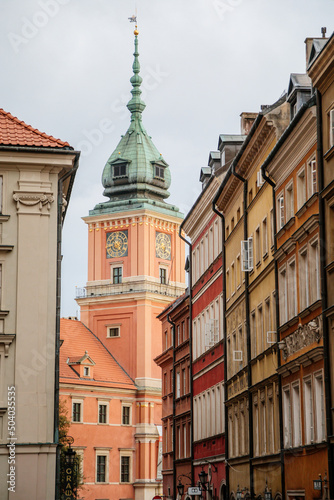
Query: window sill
296,193,318,218
256,260,261,269
0,215,10,222
324,144,334,161
263,252,268,261
277,217,295,239
298,299,321,318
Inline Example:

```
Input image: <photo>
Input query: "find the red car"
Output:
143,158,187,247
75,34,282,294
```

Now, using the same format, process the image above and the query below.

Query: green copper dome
91,32,181,218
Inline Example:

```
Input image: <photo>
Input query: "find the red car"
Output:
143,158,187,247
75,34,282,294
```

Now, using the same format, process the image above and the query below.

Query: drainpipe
55,156,79,500
315,89,333,498
231,163,254,498
212,196,228,497
167,312,177,499
178,224,194,486
261,163,284,499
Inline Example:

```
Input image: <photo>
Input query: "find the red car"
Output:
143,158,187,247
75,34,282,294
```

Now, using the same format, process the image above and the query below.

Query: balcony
75,277,185,300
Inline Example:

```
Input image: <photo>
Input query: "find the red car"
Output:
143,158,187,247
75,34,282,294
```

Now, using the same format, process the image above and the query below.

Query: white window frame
309,236,320,304
303,376,314,444
307,156,317,198
287,257,297,320
314,370,325,443
241,237,253,271
121,402,132,426
283,385,292,448
96,450,109,483
262,216,268,257
291,382,301,447
98,400,109,425
329,108,334,148
72,398,83,423
278,265,287,326
297,166,306,210
107,324,121,338
119,451,132,483
299,245,309,311
285,180,294,222
277,192,285,229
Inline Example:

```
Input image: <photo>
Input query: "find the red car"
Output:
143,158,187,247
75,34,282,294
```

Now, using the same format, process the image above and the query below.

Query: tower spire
127,27,146,122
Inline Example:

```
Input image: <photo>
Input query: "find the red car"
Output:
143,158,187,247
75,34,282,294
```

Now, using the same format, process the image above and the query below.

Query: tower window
83,366,90,377
113,267,122,284
154,165,164,179
114,164,127,177
107,326,120,338
160,267,167,284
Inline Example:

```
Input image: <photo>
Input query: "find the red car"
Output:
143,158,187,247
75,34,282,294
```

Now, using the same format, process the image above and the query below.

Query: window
236,254,241,289
113,266,122,284
122,405,131,425
251,310,257,358
278,266,287,325
183,423,187,457
214,220,219,259
255,226,261,265
277,193,284,229
283,386,292,448
297,167,306,210
314,371,325,442
114,164,127,177
291,383,301,447
270,208,274,248
262,217,268,256
258,304,264,353
249,188,253,204
287,258,297,319
96,455,107,483
98,404,107,424
237,207,241,222
231,217,235,230
307,157,317,197
72,401,82,423
304,377,314,444
309,238,320,304
159,267,167,284
299,246,309,311
176,371,180,398
231,262,235,294
0,176,3,213
107,326,120,337
155,165,164,179
83,366,90,377
164,330,168,350
286,182,294,221
241,237,253,271
330,108,334,148
120,456,130,483
182,368,186,395
182,321,185,342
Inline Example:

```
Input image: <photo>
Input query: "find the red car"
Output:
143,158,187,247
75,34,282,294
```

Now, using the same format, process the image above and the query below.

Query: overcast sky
1,0,333,317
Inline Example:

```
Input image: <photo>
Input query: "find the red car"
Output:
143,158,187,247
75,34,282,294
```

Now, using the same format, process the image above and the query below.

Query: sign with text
188,486,202,495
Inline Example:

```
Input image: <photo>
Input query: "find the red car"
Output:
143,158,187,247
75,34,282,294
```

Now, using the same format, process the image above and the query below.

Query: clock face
155,232,171,260
106,230,128,258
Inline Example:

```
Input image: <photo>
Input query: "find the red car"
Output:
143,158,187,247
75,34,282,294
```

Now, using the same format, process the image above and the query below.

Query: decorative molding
13,192,54,212
280,315,322,361
0,334,15,356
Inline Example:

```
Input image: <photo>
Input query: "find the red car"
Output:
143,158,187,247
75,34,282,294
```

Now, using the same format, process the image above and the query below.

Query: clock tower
76,28,186,500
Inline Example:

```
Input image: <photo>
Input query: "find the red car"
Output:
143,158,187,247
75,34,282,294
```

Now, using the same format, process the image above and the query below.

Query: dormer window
154,165,165,179
114,164,127,178
84,366,90,377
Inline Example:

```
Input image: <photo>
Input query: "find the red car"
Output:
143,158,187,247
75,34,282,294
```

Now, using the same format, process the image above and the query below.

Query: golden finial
134,24,139,36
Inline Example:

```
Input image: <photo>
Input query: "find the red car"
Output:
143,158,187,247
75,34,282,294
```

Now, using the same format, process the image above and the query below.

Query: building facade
0,108,78,499
155,292,191,500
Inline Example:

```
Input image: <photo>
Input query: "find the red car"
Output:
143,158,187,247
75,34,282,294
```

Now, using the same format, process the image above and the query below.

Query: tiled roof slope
0,108,71,148
60,318,135,389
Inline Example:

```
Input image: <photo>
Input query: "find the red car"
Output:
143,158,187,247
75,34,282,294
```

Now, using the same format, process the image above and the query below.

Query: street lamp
198,469,208,490
177,479,185,497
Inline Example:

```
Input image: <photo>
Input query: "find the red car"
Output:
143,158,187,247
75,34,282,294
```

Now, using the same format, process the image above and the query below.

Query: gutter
230,163,254,499
212,188,228,497
54,154,79,500
315,89,333,499
178,222,194,485
261,155,285,500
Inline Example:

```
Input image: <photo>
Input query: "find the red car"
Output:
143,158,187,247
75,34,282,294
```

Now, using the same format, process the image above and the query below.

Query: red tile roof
60,318,135,389
0,108,71,148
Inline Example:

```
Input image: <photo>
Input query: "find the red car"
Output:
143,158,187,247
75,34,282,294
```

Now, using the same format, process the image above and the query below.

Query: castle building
61,28,186,500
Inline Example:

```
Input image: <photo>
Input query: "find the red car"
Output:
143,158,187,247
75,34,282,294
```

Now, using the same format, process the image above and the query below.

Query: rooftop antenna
321,27,327,38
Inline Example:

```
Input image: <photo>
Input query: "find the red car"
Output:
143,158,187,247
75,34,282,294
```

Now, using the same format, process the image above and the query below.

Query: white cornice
182,176,222,242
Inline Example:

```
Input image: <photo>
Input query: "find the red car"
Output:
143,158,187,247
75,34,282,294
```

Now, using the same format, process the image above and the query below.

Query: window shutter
241,240,249,271
248,237,253,270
